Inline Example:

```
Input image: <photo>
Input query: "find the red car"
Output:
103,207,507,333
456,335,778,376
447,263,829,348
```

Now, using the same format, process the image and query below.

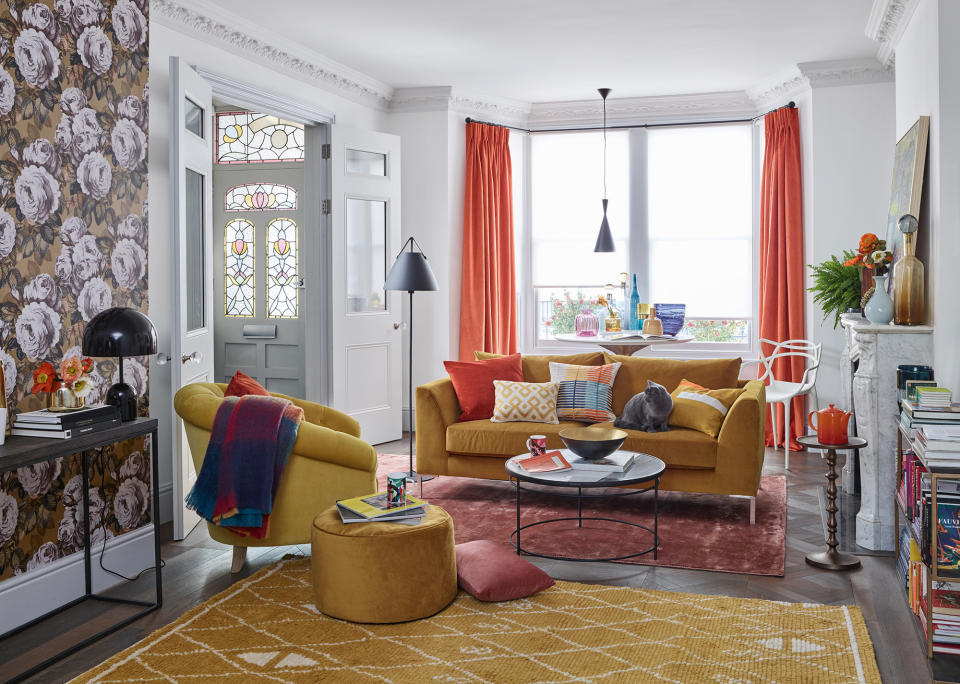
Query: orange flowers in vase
843,233,892,274
32,355,94,409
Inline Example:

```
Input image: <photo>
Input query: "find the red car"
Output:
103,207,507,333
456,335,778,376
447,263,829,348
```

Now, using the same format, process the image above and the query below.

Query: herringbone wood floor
3,441,955,683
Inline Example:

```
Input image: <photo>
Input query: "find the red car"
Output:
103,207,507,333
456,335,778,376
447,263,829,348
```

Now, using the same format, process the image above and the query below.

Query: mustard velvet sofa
174,383,378,571
415,353,766,516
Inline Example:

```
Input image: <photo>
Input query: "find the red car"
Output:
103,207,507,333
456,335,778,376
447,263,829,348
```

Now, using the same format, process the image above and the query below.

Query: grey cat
614,380,673,433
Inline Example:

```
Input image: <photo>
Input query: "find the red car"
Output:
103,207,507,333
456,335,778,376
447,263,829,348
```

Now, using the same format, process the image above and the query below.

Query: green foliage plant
808,250,862,328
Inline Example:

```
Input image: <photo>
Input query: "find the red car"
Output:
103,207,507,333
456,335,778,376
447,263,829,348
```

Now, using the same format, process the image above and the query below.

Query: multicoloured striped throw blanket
185,395,304,539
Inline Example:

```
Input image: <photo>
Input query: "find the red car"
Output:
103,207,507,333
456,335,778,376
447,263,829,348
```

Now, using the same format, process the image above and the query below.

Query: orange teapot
807,404,851,445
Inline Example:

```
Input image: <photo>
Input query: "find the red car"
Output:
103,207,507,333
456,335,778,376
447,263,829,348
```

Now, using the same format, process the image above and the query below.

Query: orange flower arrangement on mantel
844,233,893,306
32,355,94,409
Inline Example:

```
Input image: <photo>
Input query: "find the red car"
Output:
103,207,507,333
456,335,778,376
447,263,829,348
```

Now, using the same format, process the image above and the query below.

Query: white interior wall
385,110,456,428
148,22,387,519
895,0,960,394
804,81,895,409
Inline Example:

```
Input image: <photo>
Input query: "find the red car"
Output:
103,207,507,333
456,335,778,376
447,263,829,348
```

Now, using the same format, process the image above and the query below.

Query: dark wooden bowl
558,426,628,461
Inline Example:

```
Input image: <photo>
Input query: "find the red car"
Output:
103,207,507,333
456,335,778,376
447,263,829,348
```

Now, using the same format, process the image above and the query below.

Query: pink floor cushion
455,540,555,601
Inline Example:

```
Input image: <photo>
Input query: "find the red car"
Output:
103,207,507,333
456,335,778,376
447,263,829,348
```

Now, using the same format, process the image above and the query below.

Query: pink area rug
377,454,786,576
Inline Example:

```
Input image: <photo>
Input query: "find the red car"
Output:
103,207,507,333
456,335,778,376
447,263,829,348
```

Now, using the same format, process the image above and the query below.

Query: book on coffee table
566,450,636,472
519,450,571,473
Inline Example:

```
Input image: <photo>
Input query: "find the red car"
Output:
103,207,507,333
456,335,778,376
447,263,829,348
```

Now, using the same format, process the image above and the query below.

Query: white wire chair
742,338,822,470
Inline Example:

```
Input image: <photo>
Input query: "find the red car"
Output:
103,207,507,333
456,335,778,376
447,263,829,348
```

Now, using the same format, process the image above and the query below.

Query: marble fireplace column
841,314,933,551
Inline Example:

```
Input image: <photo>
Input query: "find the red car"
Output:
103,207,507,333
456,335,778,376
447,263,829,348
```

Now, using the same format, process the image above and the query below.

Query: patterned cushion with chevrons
491,380,560,424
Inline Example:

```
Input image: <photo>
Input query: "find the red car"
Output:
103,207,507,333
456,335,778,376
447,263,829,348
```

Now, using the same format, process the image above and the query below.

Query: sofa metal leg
750,496,756,525
231,546,247,573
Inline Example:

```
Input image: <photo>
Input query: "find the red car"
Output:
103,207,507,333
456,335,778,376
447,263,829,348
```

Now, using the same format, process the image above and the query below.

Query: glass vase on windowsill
574,308,600,337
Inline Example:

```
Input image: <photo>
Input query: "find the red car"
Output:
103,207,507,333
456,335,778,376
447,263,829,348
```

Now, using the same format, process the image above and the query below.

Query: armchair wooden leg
231,546,248,573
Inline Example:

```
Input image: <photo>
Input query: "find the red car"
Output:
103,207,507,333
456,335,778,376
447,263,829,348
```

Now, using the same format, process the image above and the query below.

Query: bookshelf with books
895,386,960,658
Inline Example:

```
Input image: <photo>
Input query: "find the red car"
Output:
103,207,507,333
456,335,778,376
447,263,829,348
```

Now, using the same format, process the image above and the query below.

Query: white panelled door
329,126,402,445
169,57,215,540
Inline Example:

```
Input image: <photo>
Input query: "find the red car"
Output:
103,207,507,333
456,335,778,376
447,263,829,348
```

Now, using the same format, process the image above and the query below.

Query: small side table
798,435,867,571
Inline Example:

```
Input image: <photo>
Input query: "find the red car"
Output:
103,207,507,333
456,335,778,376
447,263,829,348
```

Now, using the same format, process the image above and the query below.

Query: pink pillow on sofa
455,540,555,601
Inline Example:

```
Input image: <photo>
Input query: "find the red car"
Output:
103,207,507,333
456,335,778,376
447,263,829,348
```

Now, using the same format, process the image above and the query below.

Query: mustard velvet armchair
173,383,378,572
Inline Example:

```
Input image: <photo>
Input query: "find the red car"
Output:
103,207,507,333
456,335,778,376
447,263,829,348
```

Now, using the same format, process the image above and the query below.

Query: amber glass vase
893,231,924,325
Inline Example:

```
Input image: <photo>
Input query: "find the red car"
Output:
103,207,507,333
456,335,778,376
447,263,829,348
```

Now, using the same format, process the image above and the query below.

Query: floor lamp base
401,471,435,483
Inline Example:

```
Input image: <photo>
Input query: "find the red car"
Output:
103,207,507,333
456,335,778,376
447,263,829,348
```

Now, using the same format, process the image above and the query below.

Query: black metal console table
0,418,161,683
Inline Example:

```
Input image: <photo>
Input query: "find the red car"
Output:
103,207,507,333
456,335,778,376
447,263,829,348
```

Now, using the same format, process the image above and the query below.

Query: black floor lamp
384,236,438,484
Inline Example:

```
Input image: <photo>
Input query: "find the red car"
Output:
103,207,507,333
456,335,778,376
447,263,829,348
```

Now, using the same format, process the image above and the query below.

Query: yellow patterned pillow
669,379,745,437
491,380,560,424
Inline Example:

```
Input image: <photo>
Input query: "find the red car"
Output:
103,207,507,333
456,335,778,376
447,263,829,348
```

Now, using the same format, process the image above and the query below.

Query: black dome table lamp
384,236,438,484
82,307,158,421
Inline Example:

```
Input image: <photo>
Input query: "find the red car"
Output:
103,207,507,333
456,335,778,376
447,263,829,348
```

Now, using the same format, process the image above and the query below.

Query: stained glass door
212,150,306,399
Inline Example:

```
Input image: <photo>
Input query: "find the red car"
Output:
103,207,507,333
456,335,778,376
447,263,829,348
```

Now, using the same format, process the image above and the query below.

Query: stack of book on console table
11,404,121,439
336,492,428,526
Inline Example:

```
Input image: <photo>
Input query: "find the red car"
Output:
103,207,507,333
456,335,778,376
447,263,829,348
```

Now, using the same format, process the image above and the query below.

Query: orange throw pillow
444,353,523,422
224,370,270,397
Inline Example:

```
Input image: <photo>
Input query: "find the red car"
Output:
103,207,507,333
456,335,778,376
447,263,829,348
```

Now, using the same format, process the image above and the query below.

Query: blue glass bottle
629,274,640,330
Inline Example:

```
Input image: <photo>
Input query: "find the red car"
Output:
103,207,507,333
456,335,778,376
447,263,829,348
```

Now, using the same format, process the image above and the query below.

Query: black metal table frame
509,475,661,562
0,419,161,684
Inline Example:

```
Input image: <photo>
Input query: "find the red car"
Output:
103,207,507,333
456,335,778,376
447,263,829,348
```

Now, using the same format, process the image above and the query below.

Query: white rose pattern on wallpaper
0,0,148,580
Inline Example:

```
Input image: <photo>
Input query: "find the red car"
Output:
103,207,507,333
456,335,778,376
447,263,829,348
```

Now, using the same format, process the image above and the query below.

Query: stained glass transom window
224,219,255,317
224,183,298,211
216,111,305,164
266,218,299,319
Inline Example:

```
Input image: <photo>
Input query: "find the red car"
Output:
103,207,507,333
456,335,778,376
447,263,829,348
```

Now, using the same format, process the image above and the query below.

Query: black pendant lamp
594,88,615,252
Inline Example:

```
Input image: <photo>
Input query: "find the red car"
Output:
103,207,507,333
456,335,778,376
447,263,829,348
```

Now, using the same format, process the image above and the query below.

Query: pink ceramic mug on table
525,435,547,457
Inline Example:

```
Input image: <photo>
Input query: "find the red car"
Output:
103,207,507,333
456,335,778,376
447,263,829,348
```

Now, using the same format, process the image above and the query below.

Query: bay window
521,122,756,354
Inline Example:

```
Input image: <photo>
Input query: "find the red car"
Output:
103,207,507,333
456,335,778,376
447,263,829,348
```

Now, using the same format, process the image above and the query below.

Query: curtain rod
465,101,795,134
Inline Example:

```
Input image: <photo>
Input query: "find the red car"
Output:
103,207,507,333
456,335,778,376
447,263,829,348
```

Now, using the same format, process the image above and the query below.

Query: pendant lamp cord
602,94,607,199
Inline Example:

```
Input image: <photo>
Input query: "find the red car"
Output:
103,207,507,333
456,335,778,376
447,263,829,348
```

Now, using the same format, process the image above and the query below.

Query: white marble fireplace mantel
839,313,933,551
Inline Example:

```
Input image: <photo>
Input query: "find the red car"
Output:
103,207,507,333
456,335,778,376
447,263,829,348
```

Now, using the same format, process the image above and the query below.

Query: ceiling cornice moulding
866,0,920,67
527,91,756,129
151,0,394,110
747,58,892,110
390,87,531,127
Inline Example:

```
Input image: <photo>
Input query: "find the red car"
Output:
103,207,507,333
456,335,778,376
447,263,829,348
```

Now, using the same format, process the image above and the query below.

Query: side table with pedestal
798,434,867,571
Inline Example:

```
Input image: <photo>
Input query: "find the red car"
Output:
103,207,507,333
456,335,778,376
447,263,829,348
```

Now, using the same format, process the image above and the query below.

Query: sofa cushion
604,354,742,414
444,354,524,422
224,370,270,397
549,361,621,423
592,421,718,470
446,420,581,457
492,380,560,424
475,351,605,383
669,379,746,438
447,419,717,470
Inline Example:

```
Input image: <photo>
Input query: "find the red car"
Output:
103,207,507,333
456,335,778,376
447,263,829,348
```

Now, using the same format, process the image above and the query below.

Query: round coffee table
505,450,666,562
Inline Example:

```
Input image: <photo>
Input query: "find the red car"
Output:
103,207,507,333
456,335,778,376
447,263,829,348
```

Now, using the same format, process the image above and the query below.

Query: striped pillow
548,362,621,423
669,379,745,437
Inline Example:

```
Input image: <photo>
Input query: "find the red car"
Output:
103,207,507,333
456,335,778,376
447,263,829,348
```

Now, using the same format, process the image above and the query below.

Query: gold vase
893,231,925,325
604,311,622,332
49,386,84,411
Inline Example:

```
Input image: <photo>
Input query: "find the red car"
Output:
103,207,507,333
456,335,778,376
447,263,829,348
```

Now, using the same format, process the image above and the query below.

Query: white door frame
192,66,334,404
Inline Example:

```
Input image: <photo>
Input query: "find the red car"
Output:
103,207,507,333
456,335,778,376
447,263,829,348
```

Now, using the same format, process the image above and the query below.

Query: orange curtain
759,107,806,451
459,122,517,360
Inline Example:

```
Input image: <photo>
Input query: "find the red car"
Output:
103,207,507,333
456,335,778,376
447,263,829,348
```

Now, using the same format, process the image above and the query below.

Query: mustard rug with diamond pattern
72,558,881,683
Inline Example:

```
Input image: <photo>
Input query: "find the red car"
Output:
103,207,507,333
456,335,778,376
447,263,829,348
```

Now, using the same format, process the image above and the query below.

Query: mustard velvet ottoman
311,505,458,623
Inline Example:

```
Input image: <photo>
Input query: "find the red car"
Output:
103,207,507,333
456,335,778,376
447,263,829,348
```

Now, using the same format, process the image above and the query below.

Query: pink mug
526,435,547,457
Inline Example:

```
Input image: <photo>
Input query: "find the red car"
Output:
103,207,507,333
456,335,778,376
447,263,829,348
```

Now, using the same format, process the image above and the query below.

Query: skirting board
0,525,156,634
402,406,415,433
158,481,174,524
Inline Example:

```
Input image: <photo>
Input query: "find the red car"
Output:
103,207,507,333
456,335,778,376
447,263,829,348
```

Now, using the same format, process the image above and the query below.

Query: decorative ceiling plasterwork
527,91,756,129
390,87,531,127
747,58,892,111
151,0,394,110
154,0,896,127
865,0,920,67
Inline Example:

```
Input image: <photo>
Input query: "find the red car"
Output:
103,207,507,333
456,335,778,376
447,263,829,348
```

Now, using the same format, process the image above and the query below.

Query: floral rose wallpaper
0,0,149,581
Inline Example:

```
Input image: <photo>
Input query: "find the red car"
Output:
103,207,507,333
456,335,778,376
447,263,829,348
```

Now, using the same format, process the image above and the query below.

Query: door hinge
322,199,331,215
321,143,331,159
